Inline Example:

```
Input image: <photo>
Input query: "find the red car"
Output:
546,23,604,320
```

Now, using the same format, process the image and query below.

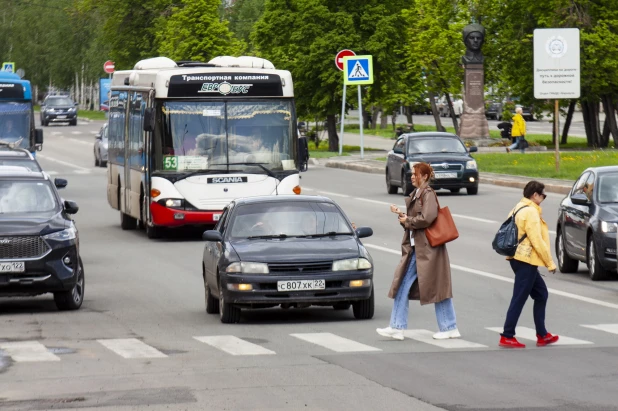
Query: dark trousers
501,259,549,338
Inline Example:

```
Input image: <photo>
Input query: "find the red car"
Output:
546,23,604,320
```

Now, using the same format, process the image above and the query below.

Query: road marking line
0,341,60,362
486,327,593,345
302,187,315,191
315,190,350,198
36,154,90,171
97,338,167,359
194,335,275,356
353,197,392,206
581,324,618,335
71,131,82,135
403,329,487,349
290,332,381,352
51,131,62,136
451,214,496,223
363,243,618,311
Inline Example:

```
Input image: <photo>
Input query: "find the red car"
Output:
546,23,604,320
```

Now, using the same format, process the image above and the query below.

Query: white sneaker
376,327,404,341
433,329,461,340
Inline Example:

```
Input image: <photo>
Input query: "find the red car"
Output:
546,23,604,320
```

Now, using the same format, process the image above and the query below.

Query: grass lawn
474,150,618,180
308,141,382,158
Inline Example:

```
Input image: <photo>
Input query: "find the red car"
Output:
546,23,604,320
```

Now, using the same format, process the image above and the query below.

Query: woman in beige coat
377,162,460,341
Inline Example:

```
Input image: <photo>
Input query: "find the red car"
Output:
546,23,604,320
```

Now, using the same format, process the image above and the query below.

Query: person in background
506,107,526,153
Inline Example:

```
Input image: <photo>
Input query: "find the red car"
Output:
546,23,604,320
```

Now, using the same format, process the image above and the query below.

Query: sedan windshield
408,138,467,154
155,100,297,174
598,173,618,203
0,180,58,214
228,202,353,239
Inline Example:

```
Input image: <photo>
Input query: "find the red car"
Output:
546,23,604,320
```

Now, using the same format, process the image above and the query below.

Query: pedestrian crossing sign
2,62,15,73
343,55,373,85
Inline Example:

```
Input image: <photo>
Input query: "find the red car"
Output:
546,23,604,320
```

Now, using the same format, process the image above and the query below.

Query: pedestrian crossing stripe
291,332,381,352
0,341,60,362
194,335,275,356
485,327,594,345
403,330,487,349
581,324,618,335
97,338,167,359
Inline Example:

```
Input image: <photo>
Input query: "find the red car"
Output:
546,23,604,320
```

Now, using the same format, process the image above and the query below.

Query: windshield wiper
224,162,279,181
308,232,352,238
247,234,289,240
174,169,228,180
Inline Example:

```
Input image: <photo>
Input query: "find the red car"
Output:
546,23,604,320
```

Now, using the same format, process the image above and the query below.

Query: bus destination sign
168,73,283,98
0,82,24,99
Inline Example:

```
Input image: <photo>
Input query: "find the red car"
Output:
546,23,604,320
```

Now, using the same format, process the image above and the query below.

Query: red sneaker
499,336,526,348
537,333,559,347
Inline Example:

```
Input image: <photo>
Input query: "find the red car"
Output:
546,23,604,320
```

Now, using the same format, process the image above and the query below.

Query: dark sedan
556,166,618,280
201,195,374,323
386,132,479,196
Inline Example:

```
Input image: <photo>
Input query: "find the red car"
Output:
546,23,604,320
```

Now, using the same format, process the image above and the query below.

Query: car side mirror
571,193,590,206
64,200,79,214
143,107,155,132
54,178,68,189
203,230,223,242
468,146,478,153
355,226,373,239
95,133,102,140
74,103,79,106
393,148,403,155
35,128,43,145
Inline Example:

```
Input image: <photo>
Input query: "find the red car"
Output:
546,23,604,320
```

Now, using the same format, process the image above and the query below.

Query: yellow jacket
512,113,526,137
507,198,556,271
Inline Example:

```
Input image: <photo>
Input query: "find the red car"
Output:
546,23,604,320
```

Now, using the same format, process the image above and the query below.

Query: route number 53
163,156,178,170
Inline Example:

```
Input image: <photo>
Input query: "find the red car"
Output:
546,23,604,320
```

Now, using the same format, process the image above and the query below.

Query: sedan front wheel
219,280,241,323
352,287,374,319
588,236,609,281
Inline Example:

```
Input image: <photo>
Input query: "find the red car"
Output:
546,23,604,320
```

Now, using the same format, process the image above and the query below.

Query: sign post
335,50,356,156
343,55,373,159
534,28,580,173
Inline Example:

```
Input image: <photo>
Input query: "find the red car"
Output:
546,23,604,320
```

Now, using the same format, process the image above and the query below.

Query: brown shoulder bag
421,189,459,247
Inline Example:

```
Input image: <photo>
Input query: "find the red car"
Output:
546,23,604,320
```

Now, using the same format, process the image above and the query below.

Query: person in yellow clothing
499,181,559,349
506,106,527,153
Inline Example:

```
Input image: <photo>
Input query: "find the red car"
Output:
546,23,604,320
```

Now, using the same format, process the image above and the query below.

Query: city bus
0,72,43,154
107,56,302,238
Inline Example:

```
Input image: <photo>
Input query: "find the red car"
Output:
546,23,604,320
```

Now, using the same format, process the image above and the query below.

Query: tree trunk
362,109,369,129
380,109,388,129
326,114,339,152
405,106,413,124
561,99,576,144
444,93,459,135
581,100,602,147
391,109,397,131
602,95,618,146
428,91,445,132
371,106,380,130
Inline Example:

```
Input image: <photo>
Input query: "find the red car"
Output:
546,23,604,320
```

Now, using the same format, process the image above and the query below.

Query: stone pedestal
459,63,490,139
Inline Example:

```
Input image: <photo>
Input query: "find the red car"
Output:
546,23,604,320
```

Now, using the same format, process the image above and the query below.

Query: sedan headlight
332,258,372,271
226,262,269,274
466,160,477,170
601,221,618,233
68,108,76,112
43,226,77,241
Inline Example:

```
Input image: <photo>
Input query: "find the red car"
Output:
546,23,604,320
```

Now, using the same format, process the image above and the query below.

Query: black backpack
492,206,529,257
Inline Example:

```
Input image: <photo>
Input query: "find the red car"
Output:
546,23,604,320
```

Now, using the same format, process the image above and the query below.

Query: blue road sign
2,62,15,73
343,55,373,85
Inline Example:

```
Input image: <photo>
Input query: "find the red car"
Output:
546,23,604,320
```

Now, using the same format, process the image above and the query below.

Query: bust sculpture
462,23,485,65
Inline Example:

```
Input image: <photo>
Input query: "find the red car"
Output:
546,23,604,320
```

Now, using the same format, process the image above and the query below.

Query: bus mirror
144,108,155,132
35,129,44,145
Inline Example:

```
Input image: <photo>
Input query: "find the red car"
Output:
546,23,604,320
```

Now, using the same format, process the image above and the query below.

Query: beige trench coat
387,185,453,305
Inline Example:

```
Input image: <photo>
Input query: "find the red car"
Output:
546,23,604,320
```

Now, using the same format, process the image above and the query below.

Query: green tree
226,0,266,50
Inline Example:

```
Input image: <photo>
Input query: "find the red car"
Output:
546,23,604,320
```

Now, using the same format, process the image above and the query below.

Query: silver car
94,123,108,167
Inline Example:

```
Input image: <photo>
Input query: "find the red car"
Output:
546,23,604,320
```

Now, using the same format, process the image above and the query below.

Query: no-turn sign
335,50,356,71
103,60,115,74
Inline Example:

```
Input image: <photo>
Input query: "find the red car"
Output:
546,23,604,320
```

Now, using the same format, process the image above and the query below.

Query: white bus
107,56,302,238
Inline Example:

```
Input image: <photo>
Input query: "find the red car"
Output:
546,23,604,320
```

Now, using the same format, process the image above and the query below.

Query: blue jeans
390,251,458,331
501,259,548,338
509,136,525,153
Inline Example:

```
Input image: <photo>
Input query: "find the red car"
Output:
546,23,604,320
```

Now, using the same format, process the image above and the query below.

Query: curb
478,175,572,195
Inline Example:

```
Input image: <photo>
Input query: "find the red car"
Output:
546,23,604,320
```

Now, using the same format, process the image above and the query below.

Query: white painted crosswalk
1,324,618,365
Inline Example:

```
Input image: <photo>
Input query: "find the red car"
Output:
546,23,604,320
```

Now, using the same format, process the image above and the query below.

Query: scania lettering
107,56,302,239
0,72,43,154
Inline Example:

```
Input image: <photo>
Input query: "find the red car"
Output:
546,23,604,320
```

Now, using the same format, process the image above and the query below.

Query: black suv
40,95,78,126
0,168,84,310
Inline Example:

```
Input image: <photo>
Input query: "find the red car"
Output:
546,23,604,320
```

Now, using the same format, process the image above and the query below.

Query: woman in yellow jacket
506,107,526,153
499,181,559,348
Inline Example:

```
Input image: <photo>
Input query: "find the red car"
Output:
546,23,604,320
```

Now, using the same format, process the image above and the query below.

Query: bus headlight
160,199,183,208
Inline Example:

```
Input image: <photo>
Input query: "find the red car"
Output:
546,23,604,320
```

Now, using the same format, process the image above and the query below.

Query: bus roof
0,72,32,100
111,56,294,99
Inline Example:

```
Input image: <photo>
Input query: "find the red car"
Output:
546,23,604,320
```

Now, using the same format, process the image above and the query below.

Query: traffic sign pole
555,99,560,172
358,85,364,160
339,83,346,156
335,50,355,157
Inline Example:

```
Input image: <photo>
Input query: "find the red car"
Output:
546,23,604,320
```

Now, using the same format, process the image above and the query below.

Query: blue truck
0,72,43,154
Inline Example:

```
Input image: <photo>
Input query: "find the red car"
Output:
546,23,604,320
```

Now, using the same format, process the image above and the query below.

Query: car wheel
352,286,374,319
101,161,107,167
70,119,77,126
54,257,85,311
402,172,413,196
386,170,398,194
587,236,608,281
146,223,161,239
450,188,461,193
556,229,578,273
205,283,219,314
219,280,241,323
333,302,351,310
120,212,137,230
94,152,100,167
467,186,479,195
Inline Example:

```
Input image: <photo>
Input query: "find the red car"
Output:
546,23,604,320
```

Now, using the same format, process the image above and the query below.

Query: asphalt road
1,120,617,411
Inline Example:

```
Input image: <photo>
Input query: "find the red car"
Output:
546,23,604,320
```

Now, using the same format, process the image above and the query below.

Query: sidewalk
317,154,573,195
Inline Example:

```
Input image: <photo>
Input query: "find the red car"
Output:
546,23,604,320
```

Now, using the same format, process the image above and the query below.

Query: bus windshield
0,102,31,149
156,100,296,174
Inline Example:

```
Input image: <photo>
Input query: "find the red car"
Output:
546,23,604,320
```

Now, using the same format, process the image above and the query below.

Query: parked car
0,146,42,172
0,168,84,310
556,166,618,280
485,101,503,120
40,95,78,126
386,132,479,196
201,195,374,323
94,122,109,167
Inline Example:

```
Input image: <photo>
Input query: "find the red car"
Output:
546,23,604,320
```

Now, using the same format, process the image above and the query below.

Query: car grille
267,261,333,274
430,163,464,171
0,236,50,260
